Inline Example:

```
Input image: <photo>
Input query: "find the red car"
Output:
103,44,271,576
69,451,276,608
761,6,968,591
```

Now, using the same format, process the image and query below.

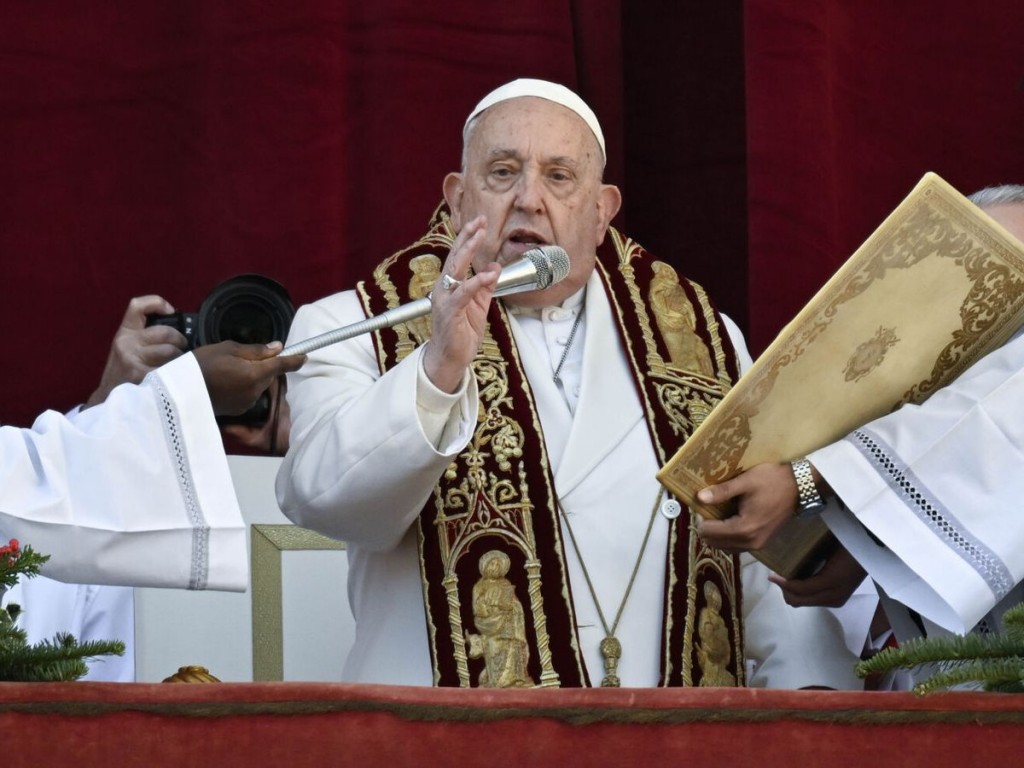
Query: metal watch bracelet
791,458,825,517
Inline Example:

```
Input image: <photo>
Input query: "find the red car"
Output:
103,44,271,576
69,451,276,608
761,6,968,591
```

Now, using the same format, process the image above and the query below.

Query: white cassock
278,271,861,689
811,326,1024,638
0,352,247,591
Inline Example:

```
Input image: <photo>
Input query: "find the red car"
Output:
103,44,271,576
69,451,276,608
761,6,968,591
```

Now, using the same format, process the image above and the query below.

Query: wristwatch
791,458,825,517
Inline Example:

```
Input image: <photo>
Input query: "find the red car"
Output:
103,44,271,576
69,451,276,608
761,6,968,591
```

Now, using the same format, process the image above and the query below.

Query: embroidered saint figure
649,261,714,377
696,580,737,687
406,254,441,343
465,550,534,688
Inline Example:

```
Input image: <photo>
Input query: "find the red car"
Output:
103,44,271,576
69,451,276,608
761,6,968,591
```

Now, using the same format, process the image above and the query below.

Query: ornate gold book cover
657,173,1024,577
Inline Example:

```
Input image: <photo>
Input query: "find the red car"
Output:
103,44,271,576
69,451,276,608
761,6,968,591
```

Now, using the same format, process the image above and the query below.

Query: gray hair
968,184,1024,207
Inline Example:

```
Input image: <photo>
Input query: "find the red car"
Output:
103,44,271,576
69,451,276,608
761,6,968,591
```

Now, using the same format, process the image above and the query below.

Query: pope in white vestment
278,273,860,689
278,79,861,689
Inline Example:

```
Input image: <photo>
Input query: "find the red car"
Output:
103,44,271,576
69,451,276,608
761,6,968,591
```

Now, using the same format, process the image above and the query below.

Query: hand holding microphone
280,242,570,358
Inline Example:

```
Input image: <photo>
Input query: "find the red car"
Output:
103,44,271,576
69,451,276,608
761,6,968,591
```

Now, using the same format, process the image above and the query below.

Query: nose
513,170,544,214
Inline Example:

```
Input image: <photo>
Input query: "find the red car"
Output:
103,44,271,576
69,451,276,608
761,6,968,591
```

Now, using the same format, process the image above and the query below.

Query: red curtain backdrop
745,2,1024,352
2,2,1022,425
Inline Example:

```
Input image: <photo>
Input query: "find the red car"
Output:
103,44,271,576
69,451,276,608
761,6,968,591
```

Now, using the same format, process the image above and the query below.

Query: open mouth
507,230,548,250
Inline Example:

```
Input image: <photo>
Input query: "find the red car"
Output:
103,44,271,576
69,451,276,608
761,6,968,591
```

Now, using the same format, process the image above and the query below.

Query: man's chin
500,242,548,264
501,282,576,310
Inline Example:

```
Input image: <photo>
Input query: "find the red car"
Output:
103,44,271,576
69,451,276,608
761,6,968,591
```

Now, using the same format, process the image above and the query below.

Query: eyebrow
485,148,583,171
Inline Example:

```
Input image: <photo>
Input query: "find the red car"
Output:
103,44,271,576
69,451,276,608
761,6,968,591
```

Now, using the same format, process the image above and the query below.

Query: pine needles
1,539,125,682
856,603,1024,694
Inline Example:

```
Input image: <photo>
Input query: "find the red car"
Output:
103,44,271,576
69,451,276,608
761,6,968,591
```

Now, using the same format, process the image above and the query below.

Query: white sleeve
720,313,754,373
741,554,862,689
811,328,1024,634
0,353,246,591
275,292,478,550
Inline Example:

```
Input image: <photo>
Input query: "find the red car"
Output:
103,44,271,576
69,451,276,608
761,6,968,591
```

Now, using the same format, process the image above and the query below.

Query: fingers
267,343,306,374
769,573,822,607
123,295,175,329
139,324,189,350
768,548,866,608
136,343,187,368
697,474,749,507
694,517,747,553
444,215,487,280
422,216,500,393
109,324,187,375
434,219,492,302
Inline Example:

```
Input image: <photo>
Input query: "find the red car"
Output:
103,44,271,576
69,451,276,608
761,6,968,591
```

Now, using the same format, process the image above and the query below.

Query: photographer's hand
194,341,305,416
85,295,189,408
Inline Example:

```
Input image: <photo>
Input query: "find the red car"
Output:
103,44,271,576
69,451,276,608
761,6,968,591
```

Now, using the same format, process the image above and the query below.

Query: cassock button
660,499,682,519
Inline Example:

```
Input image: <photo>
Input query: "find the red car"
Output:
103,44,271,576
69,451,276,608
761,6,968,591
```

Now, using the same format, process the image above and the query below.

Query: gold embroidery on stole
424,309,566,687
465,550,534,687
365,216,741,688
604,227,743,686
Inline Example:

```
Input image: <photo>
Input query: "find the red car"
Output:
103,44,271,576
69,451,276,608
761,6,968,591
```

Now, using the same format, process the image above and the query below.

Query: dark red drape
2,1,644,426
745,1,1024,352
3,2,1022,426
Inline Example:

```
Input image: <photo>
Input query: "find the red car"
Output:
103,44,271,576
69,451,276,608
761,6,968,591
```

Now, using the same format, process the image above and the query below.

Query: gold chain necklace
558,487,665,686
552,306,585,385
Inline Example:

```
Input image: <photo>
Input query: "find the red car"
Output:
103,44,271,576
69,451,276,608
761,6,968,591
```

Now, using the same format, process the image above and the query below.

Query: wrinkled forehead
464,97,604,172
463,78,606,166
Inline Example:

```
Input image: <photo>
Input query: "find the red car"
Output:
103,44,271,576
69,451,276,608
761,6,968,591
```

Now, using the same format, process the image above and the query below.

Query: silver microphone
280,245,570,356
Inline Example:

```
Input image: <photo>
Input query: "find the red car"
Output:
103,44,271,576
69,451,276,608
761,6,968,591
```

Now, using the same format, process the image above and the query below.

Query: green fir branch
1001,603,1024,642
2,540,124,681
913,657,1024,695
0,630,125,682
856,603,1024,694
859,633,1024,676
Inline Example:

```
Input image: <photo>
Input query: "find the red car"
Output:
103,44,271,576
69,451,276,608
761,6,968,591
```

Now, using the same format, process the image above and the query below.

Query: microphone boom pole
280,245,569,357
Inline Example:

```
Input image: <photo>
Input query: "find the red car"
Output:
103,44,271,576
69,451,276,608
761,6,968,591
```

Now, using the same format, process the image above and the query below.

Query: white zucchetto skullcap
463,78,606,161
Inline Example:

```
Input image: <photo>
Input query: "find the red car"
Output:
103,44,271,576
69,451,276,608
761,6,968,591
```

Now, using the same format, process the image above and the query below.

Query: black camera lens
197,274,294,347
145,274,295,426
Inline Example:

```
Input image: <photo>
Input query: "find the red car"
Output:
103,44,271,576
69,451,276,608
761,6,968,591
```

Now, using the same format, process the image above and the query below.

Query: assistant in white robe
0,352,246,592
278,272,861,689
811,326,1024,637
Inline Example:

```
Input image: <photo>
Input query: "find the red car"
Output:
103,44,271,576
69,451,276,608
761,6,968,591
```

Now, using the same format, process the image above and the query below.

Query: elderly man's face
444,97,621,307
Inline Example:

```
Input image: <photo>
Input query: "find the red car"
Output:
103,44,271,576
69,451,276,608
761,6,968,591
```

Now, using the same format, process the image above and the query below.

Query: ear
594,184,623,245
443,172,466,231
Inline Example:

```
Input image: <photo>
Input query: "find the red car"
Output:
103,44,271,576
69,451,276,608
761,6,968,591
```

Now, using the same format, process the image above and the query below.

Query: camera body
147,274,295,425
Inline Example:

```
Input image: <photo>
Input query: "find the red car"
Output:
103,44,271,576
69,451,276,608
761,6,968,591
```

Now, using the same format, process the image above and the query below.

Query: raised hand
85,295,189,407
421,215,501,393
